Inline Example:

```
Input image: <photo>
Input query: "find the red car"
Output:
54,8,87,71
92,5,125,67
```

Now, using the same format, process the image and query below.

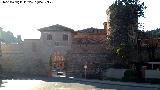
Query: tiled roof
38,24,74,32
77,27,104,33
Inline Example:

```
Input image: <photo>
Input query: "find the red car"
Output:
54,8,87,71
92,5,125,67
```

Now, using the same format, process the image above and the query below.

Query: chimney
103,22,108,34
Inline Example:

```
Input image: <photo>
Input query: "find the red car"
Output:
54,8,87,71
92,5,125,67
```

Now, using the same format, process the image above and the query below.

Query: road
0,77,159,90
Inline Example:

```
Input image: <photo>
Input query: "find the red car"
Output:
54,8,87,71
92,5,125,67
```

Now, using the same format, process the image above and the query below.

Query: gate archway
49,51,65,77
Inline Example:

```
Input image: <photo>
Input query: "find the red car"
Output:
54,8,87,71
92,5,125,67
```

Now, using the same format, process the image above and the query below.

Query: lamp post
84,64,87,79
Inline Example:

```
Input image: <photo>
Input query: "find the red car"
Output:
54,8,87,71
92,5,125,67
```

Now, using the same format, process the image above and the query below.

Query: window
63,34,68,41
55,42,60,46
47,34,52,40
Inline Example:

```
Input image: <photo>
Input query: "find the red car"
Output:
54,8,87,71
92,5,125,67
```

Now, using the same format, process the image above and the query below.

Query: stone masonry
0,24,110,77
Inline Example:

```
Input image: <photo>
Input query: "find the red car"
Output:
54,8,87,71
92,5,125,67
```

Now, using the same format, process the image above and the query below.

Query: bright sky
0,0,159,39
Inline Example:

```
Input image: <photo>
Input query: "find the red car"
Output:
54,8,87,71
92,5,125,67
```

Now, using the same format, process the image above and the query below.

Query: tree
108,0,146,65
0,29,22,43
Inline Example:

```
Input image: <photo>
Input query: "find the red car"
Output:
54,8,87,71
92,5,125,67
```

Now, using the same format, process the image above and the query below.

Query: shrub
122,69,137,82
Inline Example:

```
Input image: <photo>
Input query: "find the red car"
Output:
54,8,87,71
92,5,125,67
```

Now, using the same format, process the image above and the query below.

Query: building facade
0,24,110,77
0,24,73,76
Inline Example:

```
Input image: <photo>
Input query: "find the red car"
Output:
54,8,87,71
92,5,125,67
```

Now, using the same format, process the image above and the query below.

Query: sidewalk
72,78,160,89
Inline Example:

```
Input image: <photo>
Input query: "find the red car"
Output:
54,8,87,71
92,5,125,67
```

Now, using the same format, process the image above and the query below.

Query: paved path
0,78,159,90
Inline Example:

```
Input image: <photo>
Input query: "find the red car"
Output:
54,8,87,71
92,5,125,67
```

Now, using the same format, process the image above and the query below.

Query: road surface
0,77,159,90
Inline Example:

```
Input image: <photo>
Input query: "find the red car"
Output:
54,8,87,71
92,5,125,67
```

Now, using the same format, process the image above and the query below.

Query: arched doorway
49,51,65,77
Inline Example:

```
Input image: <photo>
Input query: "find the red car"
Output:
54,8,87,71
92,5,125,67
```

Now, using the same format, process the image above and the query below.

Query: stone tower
38,24,74,76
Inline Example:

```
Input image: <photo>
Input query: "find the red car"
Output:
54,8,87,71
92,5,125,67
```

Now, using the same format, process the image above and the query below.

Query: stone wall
39,30,73,76
23,39,46,75
0,43,25,73
0,31,73,76
66,52,109,77
65,30,110,78
0,25,109,77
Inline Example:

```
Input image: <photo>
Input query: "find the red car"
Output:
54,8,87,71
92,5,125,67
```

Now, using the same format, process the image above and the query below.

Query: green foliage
122,69,137,82
108,0,146,62
0,29,22,43
109,0,146,45
116,43,127,59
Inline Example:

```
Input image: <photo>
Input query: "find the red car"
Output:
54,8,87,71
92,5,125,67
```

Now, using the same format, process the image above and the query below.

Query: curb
72,78,160,89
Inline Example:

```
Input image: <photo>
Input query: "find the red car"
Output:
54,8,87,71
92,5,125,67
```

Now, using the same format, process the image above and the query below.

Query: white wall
103,68,127,79
145,70,160,79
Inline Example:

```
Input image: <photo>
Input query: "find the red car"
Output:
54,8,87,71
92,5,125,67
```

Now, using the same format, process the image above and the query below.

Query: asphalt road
0,77,159,90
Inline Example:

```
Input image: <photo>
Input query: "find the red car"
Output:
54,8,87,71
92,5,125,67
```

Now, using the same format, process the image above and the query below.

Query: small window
47,34,52,40
55,42,60,46
63,34,68,41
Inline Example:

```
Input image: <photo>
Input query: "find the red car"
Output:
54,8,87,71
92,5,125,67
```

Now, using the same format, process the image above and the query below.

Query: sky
0,0,159,39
